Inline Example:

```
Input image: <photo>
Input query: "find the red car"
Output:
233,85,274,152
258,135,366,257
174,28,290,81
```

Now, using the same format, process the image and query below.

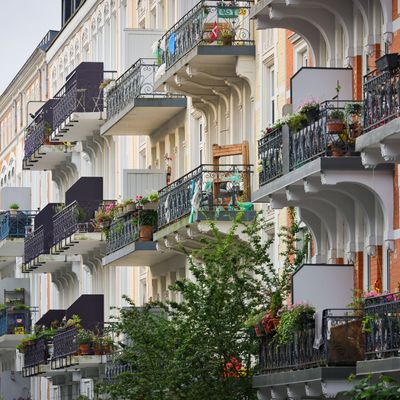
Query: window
268,66,276,125
199,122,204,164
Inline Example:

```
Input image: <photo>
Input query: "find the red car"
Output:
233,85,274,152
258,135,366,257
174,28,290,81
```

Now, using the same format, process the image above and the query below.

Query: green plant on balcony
44,122,53,141
114,221,124,235
286,113,307,133
298,99,320,124
74,206,87,222
346,374,400,399
9,203,19,216
275,303,315,344
327,109,345,134
77,329,94,355
221,29,234,46
66,314,81,329
10,303,29,311
148,192,159,203
139,210,157,241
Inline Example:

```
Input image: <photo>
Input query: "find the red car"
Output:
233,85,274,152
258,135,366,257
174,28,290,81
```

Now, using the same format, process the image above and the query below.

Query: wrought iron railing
0,210,35,241
52,328,78,361
24,110,47,160
364,292,400,359
23,337,49,376
106,209,157,254
259,309,363,373
24,226,45,267
258,127,282,186
105,351,133,380
52,201,98,246
157,0,254,71
158,164,252,229
0,309,31,336
363,68,400,133
106,58,183,120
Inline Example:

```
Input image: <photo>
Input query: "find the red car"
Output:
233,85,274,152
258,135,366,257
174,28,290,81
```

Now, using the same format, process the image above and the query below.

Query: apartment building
0,0,398,399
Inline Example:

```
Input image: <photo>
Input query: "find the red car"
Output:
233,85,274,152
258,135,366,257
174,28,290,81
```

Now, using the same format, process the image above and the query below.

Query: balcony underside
0,238,24,258
154,211,256,254
155,46,255,94
23,254,79,274
23,144,80,172
356,118,400,168
102,240,175,267
357,357,400,377
254,367,355,400
50,112,103,142
51,232,104,256
100,98,186,136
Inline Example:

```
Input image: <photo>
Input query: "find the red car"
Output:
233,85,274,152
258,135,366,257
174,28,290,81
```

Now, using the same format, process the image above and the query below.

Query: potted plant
376,53,399,72
93,335,102,355
66,314,81,329
95,210,112,229
139,210,157,241
43,122,53,145
344,102,363,126
9,203,19,216
144,192,159,210
74,207,87,222
287,113,307,133
123,199,136,214
101,335,114,354
298,100,320,124
77,329,93,355
221,29,234,46
327,110,345,133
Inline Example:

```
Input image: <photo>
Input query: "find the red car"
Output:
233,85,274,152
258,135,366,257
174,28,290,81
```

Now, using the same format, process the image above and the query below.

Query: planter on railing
157,0,254,71
259,310,363,373
52,62,104,133
364,292,400,359
363,67,400,133
258,127,283,186
157,164,252,229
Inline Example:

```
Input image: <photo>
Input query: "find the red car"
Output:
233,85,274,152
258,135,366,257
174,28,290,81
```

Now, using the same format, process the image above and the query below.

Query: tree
98,212,305,399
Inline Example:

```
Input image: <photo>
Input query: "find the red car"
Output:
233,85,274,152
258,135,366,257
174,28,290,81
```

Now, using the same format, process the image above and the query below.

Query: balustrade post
282,124,290,174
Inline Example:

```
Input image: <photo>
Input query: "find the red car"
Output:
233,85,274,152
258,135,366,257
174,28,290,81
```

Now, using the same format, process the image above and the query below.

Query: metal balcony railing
158,164,252,229
363,68,400,133
158,0,254,71
52,327,78,364
24,110,47,160
364,292,400,359
52,201,98,246
24,226,45,266
106,58,184,120
259,100,361,187
0,210,36,241
105,351,133,380
259,309,363,373
23,337,49,377
106,209,157,255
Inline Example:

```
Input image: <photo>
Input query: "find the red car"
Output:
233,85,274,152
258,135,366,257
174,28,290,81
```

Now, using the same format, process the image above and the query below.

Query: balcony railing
106,58,184,121
52,327,78,365
363,68,400,133
259,310,363,373
24,110,47,160
0,309,31,336
158,0,254,71
24,226,45,266
105,351,133,380
106,209,157,255
52,63,104,134
364,292,400,359
259,100,360,187
158,164,252,229
52,201,98,246
0,210,35,241
23,337,49,377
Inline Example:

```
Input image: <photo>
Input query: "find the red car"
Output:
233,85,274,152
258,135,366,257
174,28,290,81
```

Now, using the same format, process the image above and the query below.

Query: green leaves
346,374,400,400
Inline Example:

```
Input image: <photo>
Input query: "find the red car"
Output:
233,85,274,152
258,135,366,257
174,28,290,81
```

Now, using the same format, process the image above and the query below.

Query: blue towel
168,33,176,55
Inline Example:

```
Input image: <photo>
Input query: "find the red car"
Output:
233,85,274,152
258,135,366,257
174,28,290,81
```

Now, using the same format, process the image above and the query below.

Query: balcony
50,62,105,142
100,58,186,136
255,309,362,399
23,99,80,172
0,210,36,268
154,0,255,95
356,65,400,167
154,164,255,253
357,292,400,376
0,308,31,352
22,337,49,377
105,351,133,381
51,177,105,256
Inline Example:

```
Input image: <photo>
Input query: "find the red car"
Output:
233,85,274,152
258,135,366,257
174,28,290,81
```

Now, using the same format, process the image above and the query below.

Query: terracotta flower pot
140,225,153,241
79,343,91,355
327,120,344,133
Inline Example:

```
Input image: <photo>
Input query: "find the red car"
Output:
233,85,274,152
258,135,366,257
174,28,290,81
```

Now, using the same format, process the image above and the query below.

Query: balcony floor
24,254,80,274
51,232,104,256
102,240,176,267
155,45,255,94
23,143,80,172
50,112,104,142
254,367,355,399
100,97,187,136
357,357,400,377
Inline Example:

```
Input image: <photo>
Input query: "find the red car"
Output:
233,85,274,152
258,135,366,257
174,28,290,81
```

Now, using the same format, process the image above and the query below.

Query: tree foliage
98,211,309,399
